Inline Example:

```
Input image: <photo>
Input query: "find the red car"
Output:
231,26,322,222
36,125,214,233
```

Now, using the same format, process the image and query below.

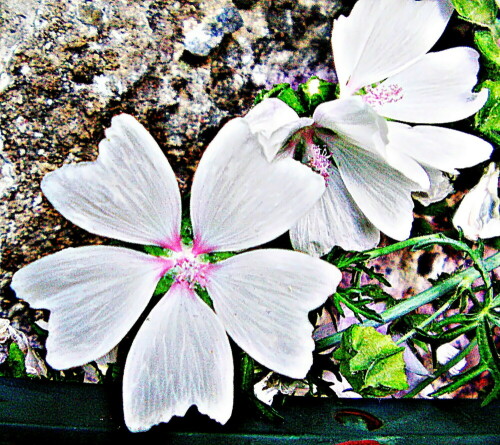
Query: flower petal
290,167,380,255
413,167,454,206
387,122,493,174
332,0,454,95
244,98,313,161
313,97,389,157
42,114,182,250
206,249,341,378
371,48,488,124
385,146,430,190
190,118,325,254
10,246,169,369
323,133,420,241
123,283,233,432
453,163,500,241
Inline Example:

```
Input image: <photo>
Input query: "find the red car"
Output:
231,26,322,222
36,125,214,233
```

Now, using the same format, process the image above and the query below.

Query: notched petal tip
206,250,341,379
11,246,164,370
41,113,182,248
123,284,233,433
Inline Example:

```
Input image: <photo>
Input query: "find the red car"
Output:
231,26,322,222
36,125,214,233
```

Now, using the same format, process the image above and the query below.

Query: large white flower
10,114,341,432
247,0,493,256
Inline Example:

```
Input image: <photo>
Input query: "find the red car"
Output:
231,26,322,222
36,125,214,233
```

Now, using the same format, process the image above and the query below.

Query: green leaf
333,325,408,397
7,342,27,378
334,291,384,323
475,79,500,143
474,30,500,69
452,0,498,26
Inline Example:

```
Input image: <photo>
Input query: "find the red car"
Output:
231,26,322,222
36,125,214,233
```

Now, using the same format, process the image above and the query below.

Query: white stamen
307,144,331,180
172,251,210,288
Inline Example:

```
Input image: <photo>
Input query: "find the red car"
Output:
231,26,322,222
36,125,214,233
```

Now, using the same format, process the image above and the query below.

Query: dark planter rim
1,376,499,444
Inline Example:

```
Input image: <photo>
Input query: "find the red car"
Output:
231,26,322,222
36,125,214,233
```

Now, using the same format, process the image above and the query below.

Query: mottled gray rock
0,0,341,302
184,6,244,56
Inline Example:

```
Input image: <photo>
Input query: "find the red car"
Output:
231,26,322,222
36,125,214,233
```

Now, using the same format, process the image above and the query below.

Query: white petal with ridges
290,167,380,255
313,97,389,157
323,134,420,241
371,48,488,124
123,283,233,432
10,246,169,369
387,122,493,174
190,118,324,254
244,98,313,161
453,163,500,241
333,0,453,95
385,146,430,190
42,114,182,250
206,249,341,378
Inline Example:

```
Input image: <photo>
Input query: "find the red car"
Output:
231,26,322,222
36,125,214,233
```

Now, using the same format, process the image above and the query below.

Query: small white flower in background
0,318,47,377
10,114,341,432
436,343,468,376
83,347,118,384
322,370,361,398
453,162,500,241
246,0,493,256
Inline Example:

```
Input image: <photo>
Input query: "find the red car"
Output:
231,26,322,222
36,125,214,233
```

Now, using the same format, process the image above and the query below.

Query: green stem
338,234,446,268
316,251,500,352
396,291,461,345
402,339,479,399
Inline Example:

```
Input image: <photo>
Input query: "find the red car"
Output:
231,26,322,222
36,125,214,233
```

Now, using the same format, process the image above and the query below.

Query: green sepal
181,217,193,246
153,273,175,296
452,0,498,26
200,251,236,263
254,83,291,105
475,79,500,143
195,285,214,309
276,88,307,115
143,245,172,257
334,325,409,397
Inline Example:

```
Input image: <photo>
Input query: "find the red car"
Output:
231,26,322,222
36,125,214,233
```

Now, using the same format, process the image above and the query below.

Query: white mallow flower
453,162,500,241
246,97,490,256
245,0,494,256
327,0,492,184
333,0,488,123
10,114,341,432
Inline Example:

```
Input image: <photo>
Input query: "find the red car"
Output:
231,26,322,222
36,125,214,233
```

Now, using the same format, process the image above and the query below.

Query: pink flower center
307,144,331,181
172,254,211,288
362,83,404,107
